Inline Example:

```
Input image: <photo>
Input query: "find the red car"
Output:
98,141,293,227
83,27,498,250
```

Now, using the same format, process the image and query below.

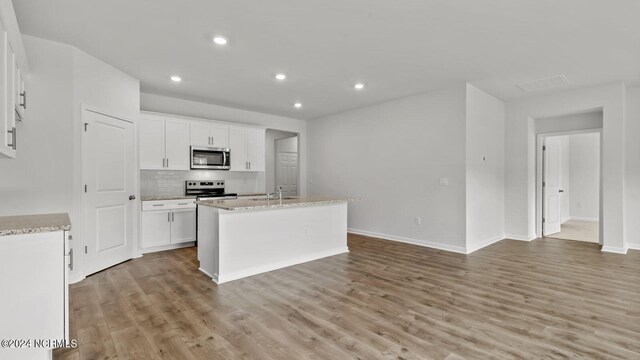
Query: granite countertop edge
196,198,355,212
0,213,72,236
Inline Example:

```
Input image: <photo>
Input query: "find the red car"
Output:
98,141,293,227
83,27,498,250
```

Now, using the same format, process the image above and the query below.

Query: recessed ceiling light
354,83,365,90
293,102,302,109
275,73,287,81
213,36,228,45
170,75,182,82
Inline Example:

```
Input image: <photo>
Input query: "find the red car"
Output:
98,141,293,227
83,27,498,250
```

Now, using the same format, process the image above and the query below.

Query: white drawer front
142,199,196,211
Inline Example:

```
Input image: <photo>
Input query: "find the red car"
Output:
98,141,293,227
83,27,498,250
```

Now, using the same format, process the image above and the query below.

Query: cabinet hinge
85,245,88,254
84,123,88,132
84,184,87,193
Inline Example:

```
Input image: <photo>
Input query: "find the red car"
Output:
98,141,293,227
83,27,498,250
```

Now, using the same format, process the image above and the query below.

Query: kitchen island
196,197,350,284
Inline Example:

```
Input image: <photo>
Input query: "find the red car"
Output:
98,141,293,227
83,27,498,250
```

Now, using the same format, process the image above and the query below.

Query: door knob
129,195,136,200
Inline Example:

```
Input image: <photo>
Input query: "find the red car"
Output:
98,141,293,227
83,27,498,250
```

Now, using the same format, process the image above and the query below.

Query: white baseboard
625,243,640,251
215,246,349,284
466,235,506,254
348,228,467,254
505,234,538,241
601,246,628,254
569,216,599,222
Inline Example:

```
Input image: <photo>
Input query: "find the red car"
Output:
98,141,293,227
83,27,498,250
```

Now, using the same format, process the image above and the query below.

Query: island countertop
0,213,72,236
196,196,352,211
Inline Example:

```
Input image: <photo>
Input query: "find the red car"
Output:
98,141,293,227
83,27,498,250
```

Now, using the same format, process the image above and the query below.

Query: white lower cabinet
0,230,69,359
141,199,196,252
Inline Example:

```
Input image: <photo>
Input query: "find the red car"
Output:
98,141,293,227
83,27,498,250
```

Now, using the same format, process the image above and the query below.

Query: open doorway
265,129,299,196
541,131,601,243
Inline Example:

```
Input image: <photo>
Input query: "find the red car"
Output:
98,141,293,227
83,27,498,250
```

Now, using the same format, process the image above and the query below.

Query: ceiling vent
517,74,569,93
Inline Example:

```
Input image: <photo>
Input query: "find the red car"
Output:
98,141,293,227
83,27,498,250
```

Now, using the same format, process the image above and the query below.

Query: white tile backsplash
140,170,265,196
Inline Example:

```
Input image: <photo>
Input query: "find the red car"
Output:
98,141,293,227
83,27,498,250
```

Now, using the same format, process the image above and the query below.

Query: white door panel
211,125,229,148
141,210,171,248
229,128,247,171
170,209,196,244
277,152,298,196
139,118,165,170
83,110,135,276
190,121,211,147
165,119,190,170
246,129,265,171
543,138,562,236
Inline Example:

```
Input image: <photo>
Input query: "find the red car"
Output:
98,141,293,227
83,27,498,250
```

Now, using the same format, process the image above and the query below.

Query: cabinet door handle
20,91,26,109
172,212,175,222
168,212,171,222
152,204,164,207
68,248,73,271
166,158,169,168
162,158,165,168
7,127,16,150
249,161,251,170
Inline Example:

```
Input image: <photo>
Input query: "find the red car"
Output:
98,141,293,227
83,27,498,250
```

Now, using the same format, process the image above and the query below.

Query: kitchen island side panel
216,202,348,283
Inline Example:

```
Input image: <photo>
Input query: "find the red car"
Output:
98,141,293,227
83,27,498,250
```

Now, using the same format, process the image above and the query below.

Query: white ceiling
13,0,640,120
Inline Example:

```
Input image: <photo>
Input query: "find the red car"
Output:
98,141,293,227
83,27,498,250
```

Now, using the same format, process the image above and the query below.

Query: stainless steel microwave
190,146,231,170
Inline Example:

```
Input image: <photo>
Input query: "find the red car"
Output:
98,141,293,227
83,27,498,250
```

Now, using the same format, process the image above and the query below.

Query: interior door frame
80,104,140,281
536,128,603,243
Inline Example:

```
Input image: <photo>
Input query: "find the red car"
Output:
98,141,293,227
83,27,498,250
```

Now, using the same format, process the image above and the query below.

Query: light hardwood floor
54,235,640,360
548,220,599,243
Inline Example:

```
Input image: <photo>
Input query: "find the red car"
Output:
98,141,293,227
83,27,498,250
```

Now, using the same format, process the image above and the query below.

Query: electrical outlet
439,178,448,186
415,216,421,225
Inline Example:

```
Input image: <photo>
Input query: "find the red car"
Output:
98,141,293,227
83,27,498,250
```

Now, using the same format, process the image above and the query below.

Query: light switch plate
439,178,448,186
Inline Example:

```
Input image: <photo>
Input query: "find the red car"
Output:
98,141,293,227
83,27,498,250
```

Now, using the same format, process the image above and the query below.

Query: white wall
308,84,468,252
465,84,505,251
265,129,297,193
140,93,308,195
0,35,140,282
624,86,640,249
505,83,625,251
569,133,600,221
0,37,74,217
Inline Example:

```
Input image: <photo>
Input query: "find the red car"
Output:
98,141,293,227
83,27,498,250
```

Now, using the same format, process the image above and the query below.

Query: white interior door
277,152,298,196
543,137,562,236
83,110,135,276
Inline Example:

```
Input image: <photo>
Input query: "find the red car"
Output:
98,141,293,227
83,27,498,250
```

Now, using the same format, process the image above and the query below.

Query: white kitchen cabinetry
141,199,196,252
190,120,229,148
139,117,190,170
0,0,28,159
0,230,70,359
229,126,265,171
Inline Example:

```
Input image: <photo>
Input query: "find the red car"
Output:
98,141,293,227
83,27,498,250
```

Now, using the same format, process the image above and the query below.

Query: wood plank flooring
54,235,640,359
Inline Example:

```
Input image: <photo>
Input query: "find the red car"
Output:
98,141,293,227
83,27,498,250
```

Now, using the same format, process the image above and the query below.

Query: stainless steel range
185,180,237,200
186,180,237,245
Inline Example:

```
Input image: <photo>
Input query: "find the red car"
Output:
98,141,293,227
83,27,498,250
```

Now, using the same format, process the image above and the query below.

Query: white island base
197,202,349,284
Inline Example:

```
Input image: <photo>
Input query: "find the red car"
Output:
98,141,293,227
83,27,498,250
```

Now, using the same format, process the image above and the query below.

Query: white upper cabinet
246,128,265,171
164,119,190,170
139,116,190,170
0,22,10,159
229,126,265,172
190,120,229,148
0,0,29,159
139,117,165,170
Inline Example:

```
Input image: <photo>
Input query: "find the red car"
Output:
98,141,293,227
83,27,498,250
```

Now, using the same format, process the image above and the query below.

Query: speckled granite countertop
236,193,268,197
196,197,352,212
141,195,197,201
0,213,72,236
